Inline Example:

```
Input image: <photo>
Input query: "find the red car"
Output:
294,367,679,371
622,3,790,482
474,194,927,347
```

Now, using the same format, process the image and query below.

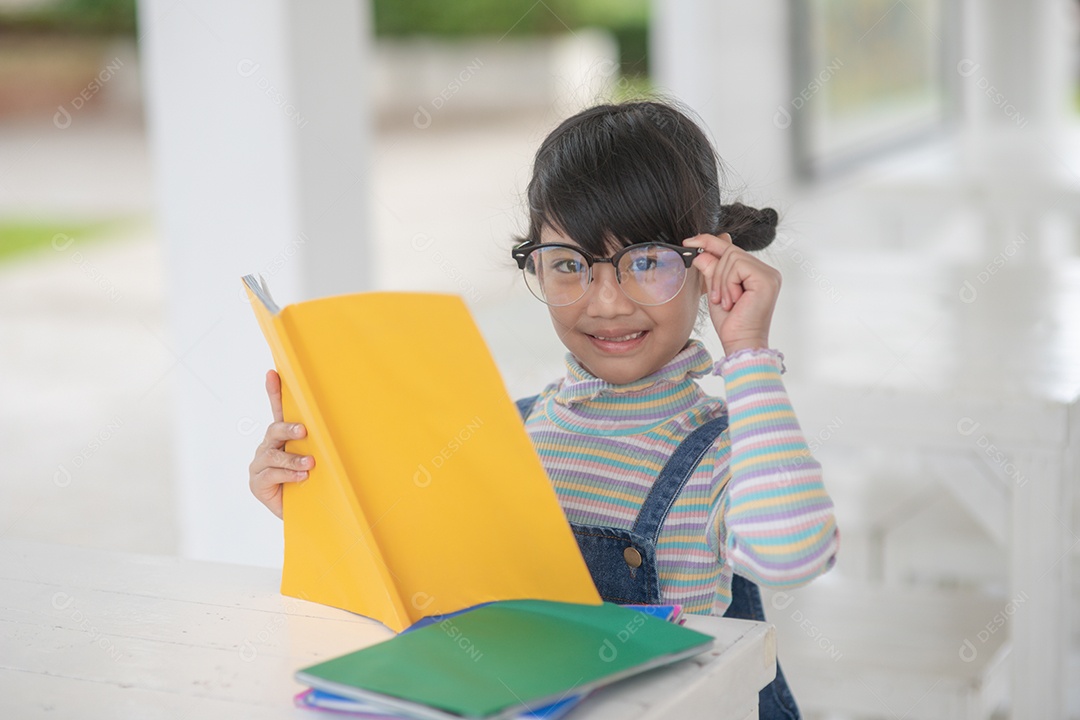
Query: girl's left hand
682,233,782,355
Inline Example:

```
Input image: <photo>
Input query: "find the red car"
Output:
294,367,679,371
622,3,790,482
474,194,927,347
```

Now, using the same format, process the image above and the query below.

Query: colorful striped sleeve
711,347,839,588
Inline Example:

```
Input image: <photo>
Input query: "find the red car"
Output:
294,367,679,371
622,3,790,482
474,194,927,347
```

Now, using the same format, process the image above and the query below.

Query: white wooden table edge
0,538,776,720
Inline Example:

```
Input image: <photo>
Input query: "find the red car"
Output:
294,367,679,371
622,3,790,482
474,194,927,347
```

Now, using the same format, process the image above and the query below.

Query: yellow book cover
242,275,601,632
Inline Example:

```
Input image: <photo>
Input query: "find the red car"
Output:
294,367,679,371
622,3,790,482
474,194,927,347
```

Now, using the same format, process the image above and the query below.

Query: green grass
0,217,133,264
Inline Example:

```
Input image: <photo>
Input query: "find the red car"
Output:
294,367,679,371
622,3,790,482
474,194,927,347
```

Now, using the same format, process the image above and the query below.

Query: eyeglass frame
510,240,704,306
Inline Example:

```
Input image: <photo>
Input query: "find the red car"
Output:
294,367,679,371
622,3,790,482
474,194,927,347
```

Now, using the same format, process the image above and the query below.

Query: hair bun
718,202,779,251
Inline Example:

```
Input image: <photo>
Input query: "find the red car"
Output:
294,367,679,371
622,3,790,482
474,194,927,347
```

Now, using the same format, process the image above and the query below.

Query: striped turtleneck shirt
522,338,840,616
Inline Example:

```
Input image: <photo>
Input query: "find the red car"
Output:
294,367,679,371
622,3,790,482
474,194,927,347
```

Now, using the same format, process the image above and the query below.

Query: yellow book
242,275,601,632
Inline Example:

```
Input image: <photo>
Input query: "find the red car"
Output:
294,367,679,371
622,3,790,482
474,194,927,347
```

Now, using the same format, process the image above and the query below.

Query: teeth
593,331,644,342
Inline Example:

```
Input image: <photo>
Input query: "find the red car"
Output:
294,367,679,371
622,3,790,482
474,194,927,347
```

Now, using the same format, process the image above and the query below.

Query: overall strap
515,392,728,545
515,394,540,422
630,413,728,542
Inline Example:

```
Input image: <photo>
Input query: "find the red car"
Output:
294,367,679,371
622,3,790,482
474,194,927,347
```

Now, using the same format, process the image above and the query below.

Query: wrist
721,338,769,355
715,345,787,376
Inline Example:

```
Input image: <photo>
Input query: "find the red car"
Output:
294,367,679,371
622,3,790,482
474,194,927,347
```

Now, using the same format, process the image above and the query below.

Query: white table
0,538,775,720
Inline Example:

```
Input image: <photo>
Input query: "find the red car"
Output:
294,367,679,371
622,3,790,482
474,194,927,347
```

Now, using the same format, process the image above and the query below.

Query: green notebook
295,599,714,720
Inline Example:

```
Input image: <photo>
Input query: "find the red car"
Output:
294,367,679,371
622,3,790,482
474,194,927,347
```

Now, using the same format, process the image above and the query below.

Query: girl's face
541,224,706,385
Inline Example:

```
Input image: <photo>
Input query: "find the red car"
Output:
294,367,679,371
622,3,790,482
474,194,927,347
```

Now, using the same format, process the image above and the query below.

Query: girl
250,99,839,720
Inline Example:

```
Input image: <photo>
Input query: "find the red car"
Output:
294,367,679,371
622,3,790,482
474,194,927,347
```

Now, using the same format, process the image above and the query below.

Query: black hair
512,99,779,256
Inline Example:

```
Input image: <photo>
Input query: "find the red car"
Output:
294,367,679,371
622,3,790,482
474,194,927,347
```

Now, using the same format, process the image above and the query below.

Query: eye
629,256,658,272
551,257,584,273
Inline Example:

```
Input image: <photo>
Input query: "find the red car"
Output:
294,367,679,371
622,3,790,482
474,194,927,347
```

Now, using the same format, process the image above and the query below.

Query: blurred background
1,0,1078,717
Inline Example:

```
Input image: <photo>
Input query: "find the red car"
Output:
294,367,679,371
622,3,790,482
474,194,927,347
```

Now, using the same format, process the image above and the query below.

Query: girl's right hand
248,369,315,519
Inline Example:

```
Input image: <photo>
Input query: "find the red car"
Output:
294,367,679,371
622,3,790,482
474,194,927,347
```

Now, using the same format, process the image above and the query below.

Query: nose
584,263,634,317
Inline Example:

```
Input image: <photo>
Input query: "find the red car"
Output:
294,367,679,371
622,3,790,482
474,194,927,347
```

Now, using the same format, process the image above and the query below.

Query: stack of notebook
241,277,714,719
292,601,697,720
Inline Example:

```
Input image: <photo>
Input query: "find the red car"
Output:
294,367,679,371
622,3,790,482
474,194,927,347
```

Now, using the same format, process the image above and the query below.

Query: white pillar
650,0,793,199
973,7,1075,719
137,0,372,567
958,0,1074,213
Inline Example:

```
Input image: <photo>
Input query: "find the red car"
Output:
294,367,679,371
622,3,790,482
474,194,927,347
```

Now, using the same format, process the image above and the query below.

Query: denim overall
516,394,800,719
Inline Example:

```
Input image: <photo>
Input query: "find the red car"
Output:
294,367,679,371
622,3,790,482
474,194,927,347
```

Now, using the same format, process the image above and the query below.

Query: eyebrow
542,235,580,249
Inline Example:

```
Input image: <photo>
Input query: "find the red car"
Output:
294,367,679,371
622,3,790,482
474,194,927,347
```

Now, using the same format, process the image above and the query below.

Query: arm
682,232,839,587
712,348,839,588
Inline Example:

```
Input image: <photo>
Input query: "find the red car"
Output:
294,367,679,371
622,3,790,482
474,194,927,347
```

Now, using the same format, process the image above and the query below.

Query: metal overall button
623,546,643,568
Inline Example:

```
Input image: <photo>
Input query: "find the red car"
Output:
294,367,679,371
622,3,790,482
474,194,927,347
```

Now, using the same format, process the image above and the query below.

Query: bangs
521,103,720,256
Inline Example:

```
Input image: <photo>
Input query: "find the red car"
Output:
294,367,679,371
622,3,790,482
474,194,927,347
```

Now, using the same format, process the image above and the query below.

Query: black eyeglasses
511,241,703,307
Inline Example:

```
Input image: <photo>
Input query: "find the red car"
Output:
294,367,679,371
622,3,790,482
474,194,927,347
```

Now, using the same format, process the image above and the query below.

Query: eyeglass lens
523,244,688,306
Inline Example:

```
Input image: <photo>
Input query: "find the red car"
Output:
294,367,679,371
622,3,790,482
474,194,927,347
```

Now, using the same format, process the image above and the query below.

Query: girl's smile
584,328,649,353
541,225,703,386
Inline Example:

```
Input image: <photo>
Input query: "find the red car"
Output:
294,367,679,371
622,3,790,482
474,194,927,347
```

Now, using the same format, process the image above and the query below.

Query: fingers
716,248,745,310
248,446,311,503
249,418,312,519
263,446,315,473
252,465,310,489
683,236,718,301
260,420,307,451
685,233,781,310
252,422,312,475
266,369,284,423
684,233,733,254
684,234,735,306
252,372,309,519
